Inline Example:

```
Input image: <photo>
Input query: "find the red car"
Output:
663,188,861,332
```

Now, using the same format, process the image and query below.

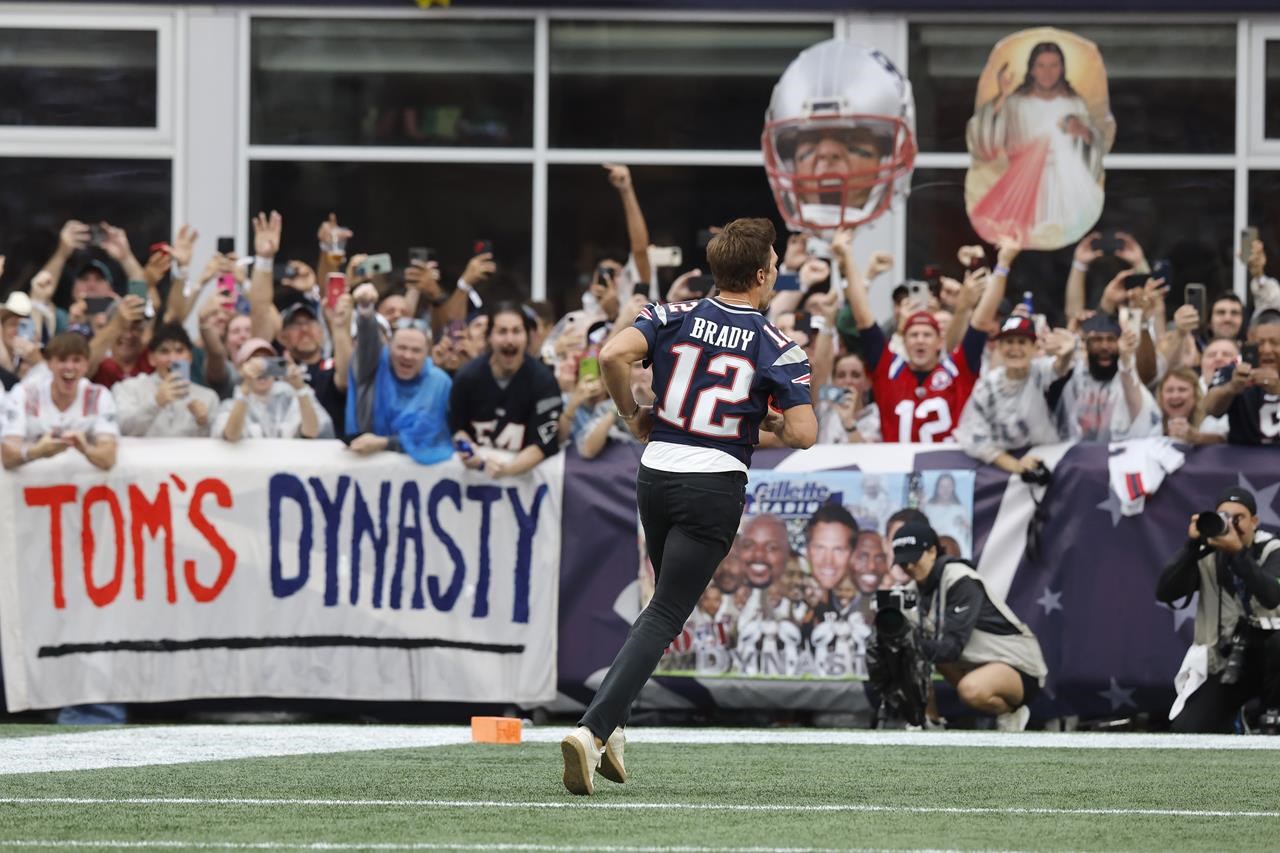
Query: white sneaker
996,705,1031,732
599,727,626,784
560,726,602,795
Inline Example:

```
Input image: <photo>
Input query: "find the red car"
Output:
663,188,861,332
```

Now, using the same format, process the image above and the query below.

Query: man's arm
99,223,146,285
74,434,117,471
248,211,282,342
221,398,249,442
89,296,144,374
770,404,817,450
920,576,984,663
1156,539,1209,605
1,434,68,470
1204,363,1248,418
1129,279,1166,386
333,294,362,394
604,163,652,286
576,409,616,459
1065,233,1101,322
40,220,90,287
488,444,546,477
1227,545,1280,610
600,326,650,417
162,225,199,323
943,276,973,354
971,236,1019,333
1040,328,1077,377
199,305,230,392
809,295,838,389
295,389,321,439
1116,329,1146,421
832,228,876,331
1158,305,1200,375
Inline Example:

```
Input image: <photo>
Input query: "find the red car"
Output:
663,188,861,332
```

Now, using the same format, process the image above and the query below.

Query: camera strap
1024,482,1051,565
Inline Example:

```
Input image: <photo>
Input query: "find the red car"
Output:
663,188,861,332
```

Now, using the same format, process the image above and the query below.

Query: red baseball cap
903,311,940,334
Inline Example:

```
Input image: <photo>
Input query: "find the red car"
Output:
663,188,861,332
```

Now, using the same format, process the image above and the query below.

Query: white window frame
1248,20,1280,160
899,11,1252,299
238,6,838,300
0,9,175,151
0,3,182,270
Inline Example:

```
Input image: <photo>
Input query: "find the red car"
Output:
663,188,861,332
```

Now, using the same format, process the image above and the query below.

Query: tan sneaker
560,726,602,795
598,727,626,784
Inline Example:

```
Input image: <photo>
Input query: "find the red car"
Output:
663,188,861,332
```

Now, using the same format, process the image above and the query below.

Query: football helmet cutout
763,40,917,235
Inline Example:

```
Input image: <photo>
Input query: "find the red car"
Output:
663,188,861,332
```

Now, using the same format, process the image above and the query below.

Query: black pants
579,465,746,741
1171,628,1280,734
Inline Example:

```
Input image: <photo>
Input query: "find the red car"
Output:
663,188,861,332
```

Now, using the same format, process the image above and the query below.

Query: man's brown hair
44,332,90,361
706,218,777,293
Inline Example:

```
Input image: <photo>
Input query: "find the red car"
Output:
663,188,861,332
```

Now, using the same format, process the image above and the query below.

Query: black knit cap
1217,486,1257,515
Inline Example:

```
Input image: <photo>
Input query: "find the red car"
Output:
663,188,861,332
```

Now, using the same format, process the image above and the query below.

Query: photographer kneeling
891,521,1048,731
1157,487,1280,733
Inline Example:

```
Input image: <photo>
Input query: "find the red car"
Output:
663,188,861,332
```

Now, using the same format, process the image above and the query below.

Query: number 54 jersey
634,297,812,472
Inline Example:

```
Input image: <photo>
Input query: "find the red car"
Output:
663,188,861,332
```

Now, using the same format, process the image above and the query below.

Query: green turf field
0,726,1275,852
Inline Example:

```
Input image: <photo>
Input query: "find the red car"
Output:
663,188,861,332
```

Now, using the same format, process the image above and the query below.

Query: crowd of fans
0,162,1275,478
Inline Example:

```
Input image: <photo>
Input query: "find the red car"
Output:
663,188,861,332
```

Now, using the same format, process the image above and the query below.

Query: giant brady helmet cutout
763,40,917,236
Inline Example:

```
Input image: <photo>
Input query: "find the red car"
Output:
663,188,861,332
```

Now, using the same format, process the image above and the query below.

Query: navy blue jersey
634,297,812,466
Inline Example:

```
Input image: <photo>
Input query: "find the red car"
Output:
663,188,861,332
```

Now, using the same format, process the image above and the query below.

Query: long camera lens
874,607,911,641
1195,511,1227,538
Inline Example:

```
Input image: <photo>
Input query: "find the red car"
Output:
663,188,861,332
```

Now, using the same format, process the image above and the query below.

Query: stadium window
249,18,535,147
1248,171,1280,273
548,20,833,150
546,163,783,316
0,27,158,128
906,167,1234,323
907,23,1236,154
249,160,532,298
0,157,172,299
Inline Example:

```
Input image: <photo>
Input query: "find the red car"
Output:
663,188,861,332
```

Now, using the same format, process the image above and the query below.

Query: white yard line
0,797,1274,820
0,842,1002,853
0,726,470,775
522,727,1280,751
0,724,1278,777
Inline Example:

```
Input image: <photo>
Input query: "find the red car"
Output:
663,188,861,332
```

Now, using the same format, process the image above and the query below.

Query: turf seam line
0,798,1275,819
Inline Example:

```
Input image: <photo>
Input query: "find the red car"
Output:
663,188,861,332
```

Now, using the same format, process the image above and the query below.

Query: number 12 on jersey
894,397,953,443
656,343,756,438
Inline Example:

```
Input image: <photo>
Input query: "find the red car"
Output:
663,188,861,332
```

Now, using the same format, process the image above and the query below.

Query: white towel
1169,643,1208,721
1108,436,1187,516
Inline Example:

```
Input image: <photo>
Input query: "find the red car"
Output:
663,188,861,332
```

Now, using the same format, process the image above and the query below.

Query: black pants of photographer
1172,628,1280,734
579,465,745,741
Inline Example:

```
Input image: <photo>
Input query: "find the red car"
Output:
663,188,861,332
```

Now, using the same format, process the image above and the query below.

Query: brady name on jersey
634,296,812,471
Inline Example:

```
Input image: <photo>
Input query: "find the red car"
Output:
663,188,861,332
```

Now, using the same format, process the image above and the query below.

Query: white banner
0,439,563,711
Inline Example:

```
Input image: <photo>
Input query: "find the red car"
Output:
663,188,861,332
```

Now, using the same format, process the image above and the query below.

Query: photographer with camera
878,521,1048,731
1157,487,1280,733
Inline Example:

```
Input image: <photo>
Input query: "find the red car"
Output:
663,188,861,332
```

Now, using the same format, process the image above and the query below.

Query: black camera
1195,510,1234,539
1219,630,1250,686
867,587,930,727
873,587,919,641
1020,461,1052,487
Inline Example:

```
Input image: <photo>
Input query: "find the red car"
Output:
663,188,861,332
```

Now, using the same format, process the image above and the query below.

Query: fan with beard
1050,313,1161,442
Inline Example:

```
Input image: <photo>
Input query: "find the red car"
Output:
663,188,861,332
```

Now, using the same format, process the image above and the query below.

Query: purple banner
559,442,1280,721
